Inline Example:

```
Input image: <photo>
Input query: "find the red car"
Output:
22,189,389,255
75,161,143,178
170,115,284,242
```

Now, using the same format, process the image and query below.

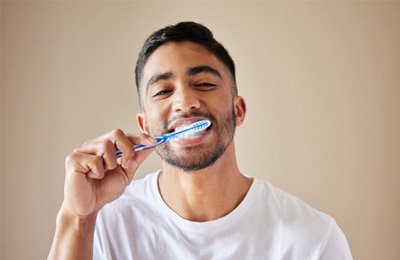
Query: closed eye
152,89,173,98
194,83,216,88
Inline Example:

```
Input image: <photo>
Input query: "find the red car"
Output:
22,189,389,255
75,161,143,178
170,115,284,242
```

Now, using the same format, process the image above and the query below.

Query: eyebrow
146,72,173,91
145,65,222,93
187,65,222,79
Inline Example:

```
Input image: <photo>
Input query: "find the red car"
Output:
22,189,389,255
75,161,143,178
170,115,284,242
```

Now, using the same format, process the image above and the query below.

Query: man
48,22,352,259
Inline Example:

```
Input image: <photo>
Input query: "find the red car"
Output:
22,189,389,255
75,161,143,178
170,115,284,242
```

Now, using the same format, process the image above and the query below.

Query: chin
158,143,228,172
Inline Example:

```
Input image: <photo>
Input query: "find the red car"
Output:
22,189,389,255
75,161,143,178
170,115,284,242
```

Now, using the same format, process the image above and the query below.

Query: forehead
140,42,230,90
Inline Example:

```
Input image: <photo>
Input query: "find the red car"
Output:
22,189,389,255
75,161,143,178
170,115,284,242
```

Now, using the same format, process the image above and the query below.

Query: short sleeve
319,222,353,260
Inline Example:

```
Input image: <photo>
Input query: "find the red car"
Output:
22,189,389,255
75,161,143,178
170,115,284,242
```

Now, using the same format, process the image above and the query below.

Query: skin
48,41,251,259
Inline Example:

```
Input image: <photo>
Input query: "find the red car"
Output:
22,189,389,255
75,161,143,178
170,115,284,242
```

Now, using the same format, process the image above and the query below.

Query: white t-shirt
94,171,352,260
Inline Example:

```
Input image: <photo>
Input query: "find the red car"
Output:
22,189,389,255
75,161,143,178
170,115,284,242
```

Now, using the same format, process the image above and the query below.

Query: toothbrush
116,120,211,158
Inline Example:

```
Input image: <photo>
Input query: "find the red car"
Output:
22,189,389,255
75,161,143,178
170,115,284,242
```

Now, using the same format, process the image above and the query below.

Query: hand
61,129,156,218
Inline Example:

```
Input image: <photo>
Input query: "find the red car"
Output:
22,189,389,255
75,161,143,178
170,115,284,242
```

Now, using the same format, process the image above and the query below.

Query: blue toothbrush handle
115,137,166,158
115,119,211,158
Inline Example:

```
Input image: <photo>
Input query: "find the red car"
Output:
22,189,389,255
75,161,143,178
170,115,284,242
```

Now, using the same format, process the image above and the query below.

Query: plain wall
1,1,399,259
0,1,2,255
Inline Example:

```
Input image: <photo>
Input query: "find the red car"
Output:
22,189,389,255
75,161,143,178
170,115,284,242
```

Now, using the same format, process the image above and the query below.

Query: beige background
1,1,400,260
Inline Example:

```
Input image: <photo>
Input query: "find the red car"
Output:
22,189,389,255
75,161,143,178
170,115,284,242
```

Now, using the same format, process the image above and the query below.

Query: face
137,41,246,172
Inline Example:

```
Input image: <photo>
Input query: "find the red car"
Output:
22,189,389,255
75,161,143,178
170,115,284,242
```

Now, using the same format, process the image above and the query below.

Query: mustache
162,111,217,132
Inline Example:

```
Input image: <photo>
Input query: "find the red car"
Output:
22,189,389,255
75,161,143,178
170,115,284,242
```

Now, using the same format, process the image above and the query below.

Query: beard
155,108,236,172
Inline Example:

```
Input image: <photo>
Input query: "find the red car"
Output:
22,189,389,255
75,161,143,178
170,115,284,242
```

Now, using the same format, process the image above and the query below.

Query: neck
158,143,252,222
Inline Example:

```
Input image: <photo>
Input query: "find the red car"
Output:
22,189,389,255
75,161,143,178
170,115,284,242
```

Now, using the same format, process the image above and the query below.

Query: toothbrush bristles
170,120,211,139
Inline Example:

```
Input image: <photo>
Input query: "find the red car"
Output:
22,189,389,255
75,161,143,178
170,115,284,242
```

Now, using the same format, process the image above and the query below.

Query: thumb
124,147,155,182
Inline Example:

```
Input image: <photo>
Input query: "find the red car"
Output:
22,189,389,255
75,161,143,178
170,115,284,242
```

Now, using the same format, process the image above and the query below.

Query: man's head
135,21,237,101
135,22,245,172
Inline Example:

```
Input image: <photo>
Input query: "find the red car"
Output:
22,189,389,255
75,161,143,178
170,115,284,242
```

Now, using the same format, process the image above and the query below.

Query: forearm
48,208,98,260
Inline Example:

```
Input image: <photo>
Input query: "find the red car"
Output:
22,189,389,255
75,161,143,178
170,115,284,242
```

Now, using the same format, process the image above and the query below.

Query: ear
136,113,149,134
233,96,246,126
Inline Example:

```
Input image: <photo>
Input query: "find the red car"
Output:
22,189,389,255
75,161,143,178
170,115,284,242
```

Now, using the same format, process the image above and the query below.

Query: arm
48,209,97,260
48,129,156,260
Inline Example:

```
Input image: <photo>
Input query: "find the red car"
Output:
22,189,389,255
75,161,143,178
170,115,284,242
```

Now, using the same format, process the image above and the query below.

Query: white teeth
178,129,206,139
175,125,190,132
173,124,207,139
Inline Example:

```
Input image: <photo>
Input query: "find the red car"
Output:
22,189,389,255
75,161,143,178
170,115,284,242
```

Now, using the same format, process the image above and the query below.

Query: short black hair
135,21,237,97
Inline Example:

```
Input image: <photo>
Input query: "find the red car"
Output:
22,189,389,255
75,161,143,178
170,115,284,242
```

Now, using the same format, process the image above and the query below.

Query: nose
172,86,200,113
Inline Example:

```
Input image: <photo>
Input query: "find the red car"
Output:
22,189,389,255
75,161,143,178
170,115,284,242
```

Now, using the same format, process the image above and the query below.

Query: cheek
213,98,234,116
144,110,169,135
145,98,170,115
144,100,167,118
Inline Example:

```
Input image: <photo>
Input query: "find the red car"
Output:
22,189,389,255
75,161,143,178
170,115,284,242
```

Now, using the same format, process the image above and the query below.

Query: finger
86,129,125,144
110,129,136,169
126,133,157,150
123,134,157,181
79,129,136,170
120,147,155,184
65,152,105,179
75,140,118,171
118,133,157,167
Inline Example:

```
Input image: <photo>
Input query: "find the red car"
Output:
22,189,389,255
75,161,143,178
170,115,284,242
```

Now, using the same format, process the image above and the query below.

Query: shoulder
254,179,345,255
256,179,334,225
256,179,333,222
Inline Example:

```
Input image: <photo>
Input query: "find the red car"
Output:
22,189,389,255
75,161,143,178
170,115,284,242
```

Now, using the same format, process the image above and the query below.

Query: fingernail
123,158,132,169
